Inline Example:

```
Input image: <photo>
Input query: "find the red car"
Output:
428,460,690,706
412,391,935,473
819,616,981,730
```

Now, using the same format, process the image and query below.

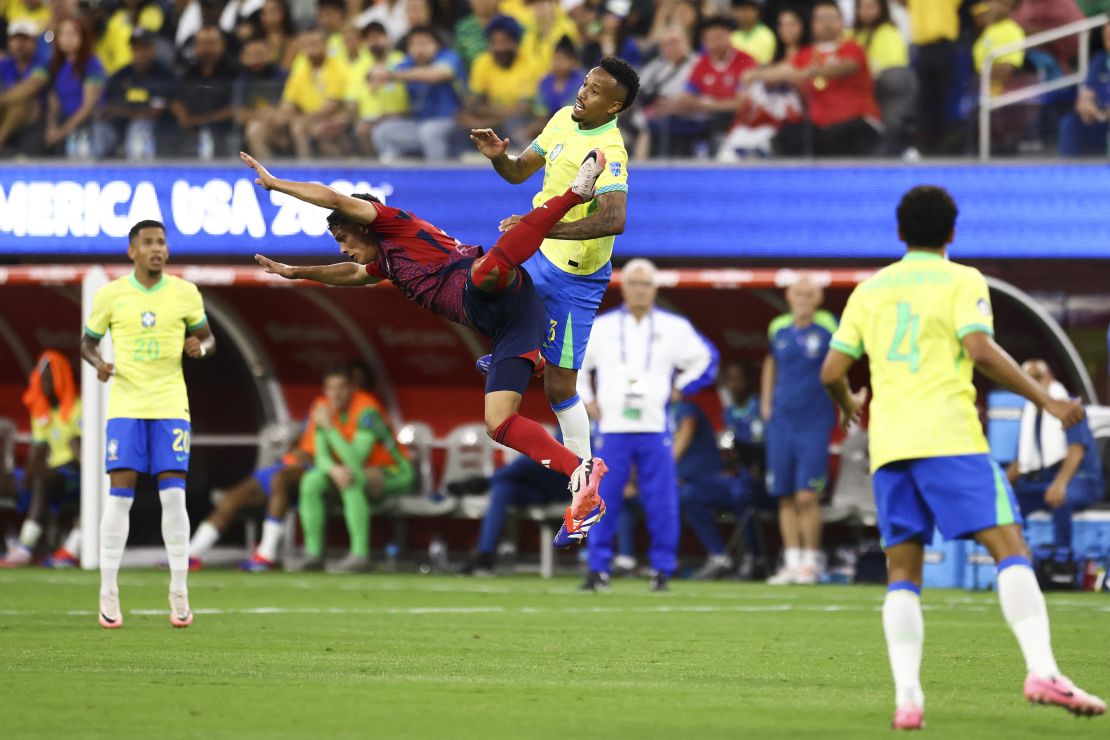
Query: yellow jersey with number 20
830,251,994,472
530,106,628,276
85,272,207,421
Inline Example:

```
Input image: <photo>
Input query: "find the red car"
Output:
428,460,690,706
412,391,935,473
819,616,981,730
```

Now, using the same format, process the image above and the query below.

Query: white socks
784,547,802,570
18,519,43,550
189,521,221,558
159,480,191,594
997,558,1060,679
552,394,592,459
257,516,284,562
62,527,81,555
100,489,134,596
883,586,925,708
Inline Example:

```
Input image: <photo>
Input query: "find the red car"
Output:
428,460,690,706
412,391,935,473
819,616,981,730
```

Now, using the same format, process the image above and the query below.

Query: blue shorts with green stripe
524,250,612,369
873,454,1021,547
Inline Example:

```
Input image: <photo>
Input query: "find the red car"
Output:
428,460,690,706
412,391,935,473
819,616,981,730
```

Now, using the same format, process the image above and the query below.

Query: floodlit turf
1,570,1107,739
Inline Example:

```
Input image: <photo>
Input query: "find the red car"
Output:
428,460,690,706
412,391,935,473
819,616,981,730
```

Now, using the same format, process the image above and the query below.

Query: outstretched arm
470,129,546,184
240,151,379,225
256,255,379,286
962,332,1084,427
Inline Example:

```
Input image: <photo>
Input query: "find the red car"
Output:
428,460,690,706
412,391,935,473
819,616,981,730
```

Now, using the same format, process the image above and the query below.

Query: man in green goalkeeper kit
291,366,413,573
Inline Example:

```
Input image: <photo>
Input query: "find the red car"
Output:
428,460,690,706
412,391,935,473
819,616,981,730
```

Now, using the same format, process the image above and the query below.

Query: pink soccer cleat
891,705,924,730
99,592,123,629
1024,674,1107,717
553,457,608,547
169,591,193,628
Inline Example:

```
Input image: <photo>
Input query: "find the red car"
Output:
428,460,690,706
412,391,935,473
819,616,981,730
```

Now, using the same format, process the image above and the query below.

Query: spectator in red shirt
669,16,757,153
747,0,881,156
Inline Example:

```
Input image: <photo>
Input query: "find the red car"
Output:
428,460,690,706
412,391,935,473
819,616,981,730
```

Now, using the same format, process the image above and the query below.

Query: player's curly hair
326,193,382,233
897,185,958,249
599,56,640,112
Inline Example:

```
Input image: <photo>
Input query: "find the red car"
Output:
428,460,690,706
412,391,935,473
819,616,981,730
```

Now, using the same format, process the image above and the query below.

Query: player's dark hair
317,0,345,12
598,56,639,111
129,219,165,242
897,185,958,249
326,193,382,233
700,15,736,34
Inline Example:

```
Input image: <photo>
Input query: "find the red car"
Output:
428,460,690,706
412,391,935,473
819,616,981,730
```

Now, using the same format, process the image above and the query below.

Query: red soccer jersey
686,49,758,102
792,40,881,128
362,201,481,326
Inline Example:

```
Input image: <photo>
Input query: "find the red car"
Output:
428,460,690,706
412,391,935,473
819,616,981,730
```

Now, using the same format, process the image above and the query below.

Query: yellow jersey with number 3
830,251,993,471
529,106,628,276
85,273,207,421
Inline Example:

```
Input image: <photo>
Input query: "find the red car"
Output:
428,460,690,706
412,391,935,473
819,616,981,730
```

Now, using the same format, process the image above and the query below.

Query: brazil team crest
609,161,622,177
550,143,564,161
141,311,156,328
107,439,119,462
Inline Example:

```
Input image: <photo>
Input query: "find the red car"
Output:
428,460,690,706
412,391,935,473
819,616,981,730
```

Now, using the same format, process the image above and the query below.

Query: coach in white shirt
578,259,714,591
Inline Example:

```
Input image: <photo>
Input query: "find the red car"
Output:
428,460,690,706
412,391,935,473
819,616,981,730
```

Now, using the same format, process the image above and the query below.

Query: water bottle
384,542,399,573
126,124,154,161
198,125,215,160
427,536,447,573
66,129,91,160
1083,544,1103,591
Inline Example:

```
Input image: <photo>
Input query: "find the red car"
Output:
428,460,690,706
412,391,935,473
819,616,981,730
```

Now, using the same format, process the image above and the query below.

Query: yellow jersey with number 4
830,251,993,471
85,272,207,421
529,106,628,276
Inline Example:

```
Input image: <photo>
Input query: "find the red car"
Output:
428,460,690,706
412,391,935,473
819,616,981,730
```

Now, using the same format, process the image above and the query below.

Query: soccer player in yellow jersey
469,56,638,463
820,186,1106,730
81,220,216,630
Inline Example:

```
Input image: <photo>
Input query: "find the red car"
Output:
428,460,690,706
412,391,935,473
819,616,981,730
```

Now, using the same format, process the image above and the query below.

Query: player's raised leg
977,524,1106,717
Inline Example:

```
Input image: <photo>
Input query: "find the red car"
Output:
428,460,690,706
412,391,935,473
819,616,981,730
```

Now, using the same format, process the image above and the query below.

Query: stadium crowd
0,0,1107,160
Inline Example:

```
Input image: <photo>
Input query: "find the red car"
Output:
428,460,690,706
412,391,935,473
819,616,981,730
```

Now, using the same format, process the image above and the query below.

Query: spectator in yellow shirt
459,15,538,144
520,0,579,72
245,27,350,159
854,0,915,155
973,0,1025,95
2,0,51,30
346,21,409,156
95,0,166,75
731,0,776,65
907,0,960,153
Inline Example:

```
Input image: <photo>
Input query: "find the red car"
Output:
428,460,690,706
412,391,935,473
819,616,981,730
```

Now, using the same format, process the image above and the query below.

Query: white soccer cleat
169,591,193,628
570,149,607,201
99,592,123,629
795,564,819,585
766,566,799,586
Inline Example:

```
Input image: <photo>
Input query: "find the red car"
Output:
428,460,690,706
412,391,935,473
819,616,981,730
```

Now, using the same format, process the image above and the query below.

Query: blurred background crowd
0,0,1108,161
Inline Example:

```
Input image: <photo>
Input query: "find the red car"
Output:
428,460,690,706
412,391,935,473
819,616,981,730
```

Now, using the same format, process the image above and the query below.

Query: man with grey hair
577,258,715,592
761,274,839,584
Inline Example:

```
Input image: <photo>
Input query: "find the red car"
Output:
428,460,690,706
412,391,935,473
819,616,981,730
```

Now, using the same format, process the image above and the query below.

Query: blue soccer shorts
524,250,611,370
105,418,191,475
252,462,286,497
765,419,830,497
873,454,1022,548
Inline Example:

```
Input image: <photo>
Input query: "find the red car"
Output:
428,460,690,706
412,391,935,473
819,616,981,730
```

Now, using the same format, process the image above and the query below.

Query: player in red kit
242,151,608,547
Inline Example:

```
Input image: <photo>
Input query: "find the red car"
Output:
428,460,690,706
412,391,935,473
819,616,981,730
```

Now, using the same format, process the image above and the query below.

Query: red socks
489,189,582,268
493,414,580,477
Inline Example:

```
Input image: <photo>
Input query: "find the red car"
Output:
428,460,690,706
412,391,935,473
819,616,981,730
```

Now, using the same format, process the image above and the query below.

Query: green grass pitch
1,570,1107,739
